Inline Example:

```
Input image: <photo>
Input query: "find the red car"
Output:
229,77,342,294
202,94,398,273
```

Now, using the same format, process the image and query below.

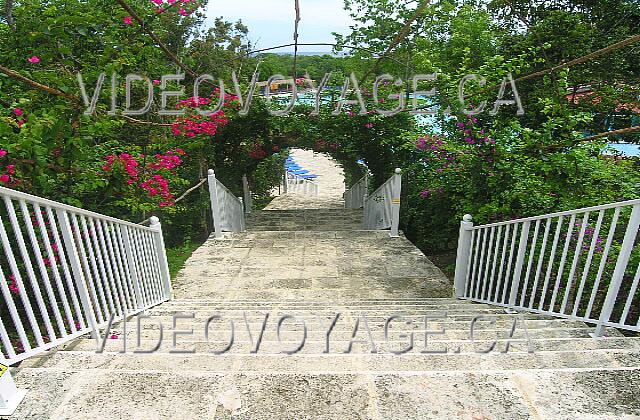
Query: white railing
208,169,245,239
242,174,253,214
344,173,369,209
363,168,402,237
283,171,319,196
455,199,640,336
0,186,171,366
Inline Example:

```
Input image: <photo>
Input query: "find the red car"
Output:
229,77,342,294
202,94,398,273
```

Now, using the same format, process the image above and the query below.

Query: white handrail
0,186,171,366
208,170,245,239
455,200,640,337
284,171,319,196
363,169,402,237
242,174,253,214
344,173,369,209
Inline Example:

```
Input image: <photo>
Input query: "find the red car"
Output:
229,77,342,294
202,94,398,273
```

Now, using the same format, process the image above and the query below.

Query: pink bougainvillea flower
110,334,119,340
0,174,9,183
17,120,25,129
151,0,163,4
178,8,188,16
365,123,374,129
123,16,133,25
0,149,7,157
153,79,161,85
28,56,40,64
13,108,23,117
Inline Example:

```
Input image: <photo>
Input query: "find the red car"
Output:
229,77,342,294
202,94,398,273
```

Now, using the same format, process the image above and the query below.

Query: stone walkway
266,148,345,210
10,151,640,419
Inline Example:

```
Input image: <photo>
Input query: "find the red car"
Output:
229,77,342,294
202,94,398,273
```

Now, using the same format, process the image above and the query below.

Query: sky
204,0,355,54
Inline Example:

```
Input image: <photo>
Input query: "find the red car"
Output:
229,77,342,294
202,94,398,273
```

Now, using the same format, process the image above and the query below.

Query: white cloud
204,0,354,51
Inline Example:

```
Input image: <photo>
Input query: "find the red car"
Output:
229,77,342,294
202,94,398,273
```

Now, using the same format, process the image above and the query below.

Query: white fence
455,199,640,336
208,169,245,239
283,172,319,196
344,174,369,209
0,186,171,365
363,169,402,237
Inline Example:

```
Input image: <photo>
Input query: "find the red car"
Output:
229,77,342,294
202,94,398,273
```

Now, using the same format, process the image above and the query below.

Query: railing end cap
395,168,402,174
463,214,473,222
149,216,160,225
208,169,215,176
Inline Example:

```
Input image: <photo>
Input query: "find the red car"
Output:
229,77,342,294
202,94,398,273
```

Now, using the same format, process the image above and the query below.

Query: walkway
10,150,640,419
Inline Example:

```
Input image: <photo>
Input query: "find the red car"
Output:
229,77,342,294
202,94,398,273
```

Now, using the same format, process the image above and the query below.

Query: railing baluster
476,227,490,299
77,215,107,322
0,266,30,353
509,221,531,306
594,204,640,336
573,210,605,317
3,197,55,343
56,209,99,340
120,225,144,310
480,226,496,301
0,316,16,359
494,224,511,302
94,219,123,317
130,227,151,307
539,216,564,310
486,225,503,301
561,212,590,314
140,229,161,304
33,204,75,335
585,208,620,320
620,261,640,325
529,218,551,309
46,206,84,332
103,220,131,313
19,200,65,339
113,224,137,310
519,220,541,307
501,223,520,304
87,217,116,318
469,228,482,299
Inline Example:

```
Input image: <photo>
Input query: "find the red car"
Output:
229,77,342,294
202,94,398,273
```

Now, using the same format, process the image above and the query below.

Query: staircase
9,195,640,419
15,198,640,419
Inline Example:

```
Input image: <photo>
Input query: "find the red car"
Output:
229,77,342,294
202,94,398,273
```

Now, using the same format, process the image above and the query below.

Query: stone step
103,324,605,341
20,348,640,374
228,230,399,240
11,367,640,419
66,336,640,355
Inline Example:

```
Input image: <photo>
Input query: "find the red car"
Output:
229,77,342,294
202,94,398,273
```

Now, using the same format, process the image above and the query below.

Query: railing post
149,217,173,301
56,209,99,339
509,221,531,306
390,168,402,238
120,225,144,308
0,366,27,416
454,214,474,298
238,197,246,232
362,193,370,229
594,204,640,337
282,172,288,194
208,169,224,239
242,174,252,214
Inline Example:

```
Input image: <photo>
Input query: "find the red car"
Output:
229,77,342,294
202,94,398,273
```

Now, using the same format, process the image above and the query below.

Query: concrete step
20,348,640,373
246,209,364,231
66,336,640,355
12,367,640,419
